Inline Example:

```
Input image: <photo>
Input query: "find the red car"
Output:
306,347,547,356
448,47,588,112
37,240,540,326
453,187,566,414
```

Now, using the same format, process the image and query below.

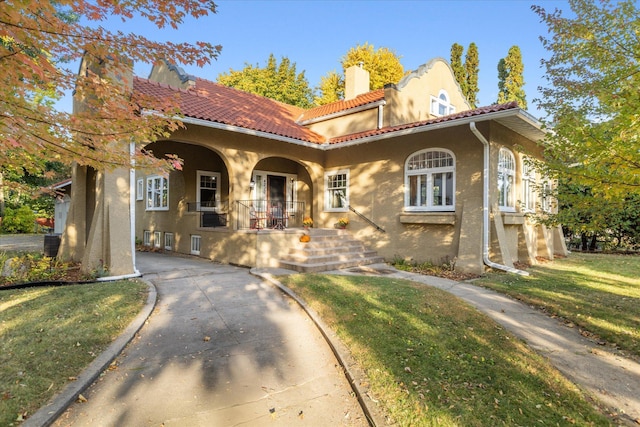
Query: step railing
340,193,386,233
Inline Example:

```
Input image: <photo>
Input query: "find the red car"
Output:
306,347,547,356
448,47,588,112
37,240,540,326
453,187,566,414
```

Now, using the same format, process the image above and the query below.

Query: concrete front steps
278,228,385,273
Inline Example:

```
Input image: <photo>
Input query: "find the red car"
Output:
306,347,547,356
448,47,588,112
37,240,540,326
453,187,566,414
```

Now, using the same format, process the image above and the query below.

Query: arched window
498,148,516,211
405,149,455,211
430,90,455,116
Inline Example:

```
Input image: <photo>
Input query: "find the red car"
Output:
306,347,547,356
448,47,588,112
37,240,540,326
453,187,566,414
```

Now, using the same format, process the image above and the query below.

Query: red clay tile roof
133,77,326,144
135,76,524,146
298,89,385,122
328,102,521,144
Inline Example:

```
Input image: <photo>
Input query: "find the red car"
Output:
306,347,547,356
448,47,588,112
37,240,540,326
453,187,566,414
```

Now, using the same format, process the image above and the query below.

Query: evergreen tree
217,54,314,108
464,43,480,108
497,46,527,108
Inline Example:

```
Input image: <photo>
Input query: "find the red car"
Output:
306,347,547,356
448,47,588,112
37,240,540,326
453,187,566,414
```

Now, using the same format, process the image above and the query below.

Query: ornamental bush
1,206,36,234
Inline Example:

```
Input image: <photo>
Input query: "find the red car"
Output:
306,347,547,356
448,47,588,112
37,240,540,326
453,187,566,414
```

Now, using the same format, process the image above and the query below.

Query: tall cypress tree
464,42,479,108
497,45,527,108
450,43,467,96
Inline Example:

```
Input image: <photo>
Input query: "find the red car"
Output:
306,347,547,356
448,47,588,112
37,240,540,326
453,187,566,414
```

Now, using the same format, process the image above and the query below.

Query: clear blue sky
68,0,571,118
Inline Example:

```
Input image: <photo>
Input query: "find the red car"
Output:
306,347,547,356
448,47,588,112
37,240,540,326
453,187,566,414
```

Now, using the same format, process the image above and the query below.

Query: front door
268,175,286,206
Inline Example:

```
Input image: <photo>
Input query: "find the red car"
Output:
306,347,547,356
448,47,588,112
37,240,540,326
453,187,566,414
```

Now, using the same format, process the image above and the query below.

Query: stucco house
60,56,567,276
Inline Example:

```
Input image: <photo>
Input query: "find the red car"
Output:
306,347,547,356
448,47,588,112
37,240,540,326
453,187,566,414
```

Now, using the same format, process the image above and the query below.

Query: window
430,90,455,117
153,231,162,248
136,178,143,201
405,149,455,211
146,175,169,211
197,171,220,211
541,180,553,213
143,230,151,247
521,157,536,212
164,232,173,251
498,148,516,211
325,170,349,212
190,235,201,255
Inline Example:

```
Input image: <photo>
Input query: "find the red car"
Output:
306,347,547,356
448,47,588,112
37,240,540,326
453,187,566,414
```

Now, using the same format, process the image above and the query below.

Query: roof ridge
134,76,201,97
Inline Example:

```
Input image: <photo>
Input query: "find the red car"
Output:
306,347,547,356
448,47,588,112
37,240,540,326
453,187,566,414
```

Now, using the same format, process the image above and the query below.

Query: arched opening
240,157,313,230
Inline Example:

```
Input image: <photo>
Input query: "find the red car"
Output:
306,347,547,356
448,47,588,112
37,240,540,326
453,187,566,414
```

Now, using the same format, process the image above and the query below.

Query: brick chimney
344,62,370,100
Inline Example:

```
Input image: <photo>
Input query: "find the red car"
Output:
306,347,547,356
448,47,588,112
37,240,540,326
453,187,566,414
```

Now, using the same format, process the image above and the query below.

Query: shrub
1,206,36,234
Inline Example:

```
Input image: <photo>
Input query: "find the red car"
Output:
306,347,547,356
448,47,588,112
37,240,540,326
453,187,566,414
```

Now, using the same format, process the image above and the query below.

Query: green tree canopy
533,0,640,196
217,54,314,108
316,43,404,105
497,45,526,108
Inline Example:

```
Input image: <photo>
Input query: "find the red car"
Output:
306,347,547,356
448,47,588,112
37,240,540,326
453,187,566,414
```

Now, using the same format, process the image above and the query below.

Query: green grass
0,280,148,426
475,253,640,360
279,274,613,426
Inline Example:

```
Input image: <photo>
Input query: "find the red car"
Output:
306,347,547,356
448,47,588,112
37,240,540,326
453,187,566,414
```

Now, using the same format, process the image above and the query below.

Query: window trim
498,148,516,212
196,170,221,211
143,230,151,247
136,178,144,201
153,231,162,248
404,148,456,212
324,169,349,213
164,232,173,251
190,235,201,256
430,89,455,117
146,175,169,211
521,156,536,213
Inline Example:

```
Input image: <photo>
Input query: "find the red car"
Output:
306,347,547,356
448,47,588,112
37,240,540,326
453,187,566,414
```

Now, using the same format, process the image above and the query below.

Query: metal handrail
339,193,386,233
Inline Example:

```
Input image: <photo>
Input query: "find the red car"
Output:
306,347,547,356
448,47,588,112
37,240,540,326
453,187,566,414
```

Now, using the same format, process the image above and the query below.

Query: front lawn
0,280,148,426
475,253,640,360
279,274,614,426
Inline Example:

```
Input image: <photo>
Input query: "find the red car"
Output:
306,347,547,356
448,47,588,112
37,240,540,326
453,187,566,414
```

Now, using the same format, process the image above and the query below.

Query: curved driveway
53,252,367,426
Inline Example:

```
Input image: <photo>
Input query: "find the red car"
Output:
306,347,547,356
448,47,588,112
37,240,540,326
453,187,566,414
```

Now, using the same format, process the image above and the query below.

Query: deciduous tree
217,53,314,108
533,0,640,196
497,45,526,108
0,0,221,182
316,43,404,105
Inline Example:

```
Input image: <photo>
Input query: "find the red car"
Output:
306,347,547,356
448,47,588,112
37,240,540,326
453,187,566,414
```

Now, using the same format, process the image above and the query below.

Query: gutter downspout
470,122,529,276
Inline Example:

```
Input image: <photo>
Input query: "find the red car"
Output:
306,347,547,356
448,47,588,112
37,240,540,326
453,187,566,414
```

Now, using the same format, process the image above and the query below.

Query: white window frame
498,148,516,212
430,90,455,117
521,156,537,213
190,235,201,256
404,148,456,212
197,170,221,211
324,169,349,212
143,230,151,247
153,231,162,248
136,178,144,201
541,180,553,213
164,232,173,251
146,175,169,211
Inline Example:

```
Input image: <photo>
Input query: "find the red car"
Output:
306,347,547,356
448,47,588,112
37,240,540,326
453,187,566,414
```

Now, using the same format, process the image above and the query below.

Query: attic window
430,90,455,117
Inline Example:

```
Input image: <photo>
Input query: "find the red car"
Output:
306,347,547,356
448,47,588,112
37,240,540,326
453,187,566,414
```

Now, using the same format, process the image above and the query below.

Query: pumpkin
299,234,311,243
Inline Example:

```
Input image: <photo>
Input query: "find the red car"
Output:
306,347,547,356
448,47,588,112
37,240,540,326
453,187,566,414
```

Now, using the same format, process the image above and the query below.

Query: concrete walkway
49,253,368,426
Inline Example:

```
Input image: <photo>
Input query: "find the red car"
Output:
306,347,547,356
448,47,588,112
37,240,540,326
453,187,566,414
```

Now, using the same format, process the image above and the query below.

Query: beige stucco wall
385,58,472,127
306,108,379,139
